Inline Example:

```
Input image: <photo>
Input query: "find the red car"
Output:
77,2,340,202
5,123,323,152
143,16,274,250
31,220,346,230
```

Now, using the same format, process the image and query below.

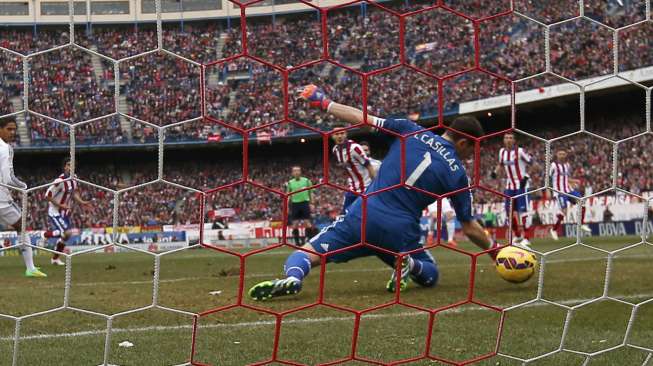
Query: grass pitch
0,236,652,366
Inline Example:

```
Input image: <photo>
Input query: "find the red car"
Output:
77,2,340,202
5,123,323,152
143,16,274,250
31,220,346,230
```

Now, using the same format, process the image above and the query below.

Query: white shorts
0,202,21,227
427,198,455,217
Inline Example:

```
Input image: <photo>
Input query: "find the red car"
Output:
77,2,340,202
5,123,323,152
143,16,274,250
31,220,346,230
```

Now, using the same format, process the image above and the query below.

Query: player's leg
572,192,591,233
550,194,566,241
444,211,457,247
248,243,318,301
249,215,364,300
299,202,313,244
49,215,68,265
408,249,439,288
371,221,439,292
42,214,63,241
289,203,301,246
381,230,439,292
505,190,522,244
427,213,438,245
4,205,47,278
515,191,531,247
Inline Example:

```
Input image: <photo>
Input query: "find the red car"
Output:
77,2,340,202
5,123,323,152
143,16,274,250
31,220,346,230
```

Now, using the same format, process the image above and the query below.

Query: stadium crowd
0,0,649,145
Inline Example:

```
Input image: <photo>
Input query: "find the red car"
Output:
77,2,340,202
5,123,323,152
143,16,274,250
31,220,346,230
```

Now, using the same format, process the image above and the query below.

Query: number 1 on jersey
406,152,431,186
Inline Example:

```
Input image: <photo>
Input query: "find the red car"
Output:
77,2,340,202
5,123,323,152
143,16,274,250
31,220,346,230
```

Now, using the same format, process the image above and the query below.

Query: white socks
21,245,36,271
446,221,455,242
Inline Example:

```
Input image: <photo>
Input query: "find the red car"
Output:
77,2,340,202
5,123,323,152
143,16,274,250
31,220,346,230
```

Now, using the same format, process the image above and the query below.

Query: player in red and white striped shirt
331,129,377,213
360,141,382,175
493,132,532,246
42,158,90,265
549,149,591,240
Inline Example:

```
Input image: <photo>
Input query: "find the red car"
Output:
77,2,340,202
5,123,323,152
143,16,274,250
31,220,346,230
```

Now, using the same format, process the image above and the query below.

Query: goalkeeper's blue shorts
308,208,435,268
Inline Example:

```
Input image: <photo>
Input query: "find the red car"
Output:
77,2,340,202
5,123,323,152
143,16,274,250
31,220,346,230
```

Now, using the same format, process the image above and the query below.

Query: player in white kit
42,158,90,265
426,198,457,247
0,117,47,277
549,149,591,240
331,130,376,213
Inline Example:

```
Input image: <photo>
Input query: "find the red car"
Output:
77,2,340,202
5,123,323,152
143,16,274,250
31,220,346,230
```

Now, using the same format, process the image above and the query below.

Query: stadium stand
2,0,652,232
1,0,649,145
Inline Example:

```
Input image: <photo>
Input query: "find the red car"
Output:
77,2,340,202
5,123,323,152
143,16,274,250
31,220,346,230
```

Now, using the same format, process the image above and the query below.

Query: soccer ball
495,246,538,283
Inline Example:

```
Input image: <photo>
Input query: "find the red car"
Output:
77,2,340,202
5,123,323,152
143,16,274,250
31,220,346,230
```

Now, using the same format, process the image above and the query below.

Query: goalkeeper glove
490,170,497,180
297,84,332,111
519,176,529,189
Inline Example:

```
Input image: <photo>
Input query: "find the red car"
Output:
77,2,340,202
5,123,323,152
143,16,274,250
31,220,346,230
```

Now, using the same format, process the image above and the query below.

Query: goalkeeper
249,85,497,300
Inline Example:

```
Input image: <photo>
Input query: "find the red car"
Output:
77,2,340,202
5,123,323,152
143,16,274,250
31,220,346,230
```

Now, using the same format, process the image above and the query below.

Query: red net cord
192,2,517,364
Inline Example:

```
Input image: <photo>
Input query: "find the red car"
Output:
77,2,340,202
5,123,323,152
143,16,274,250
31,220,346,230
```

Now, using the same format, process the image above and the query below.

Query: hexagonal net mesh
0,0,652,365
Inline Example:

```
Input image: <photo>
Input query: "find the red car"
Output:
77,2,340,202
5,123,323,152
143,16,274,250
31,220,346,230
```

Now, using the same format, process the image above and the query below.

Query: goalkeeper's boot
580,224,591,234
549,228,559,241
249,277,302,301
386,256,414,293
25,268,47,278
51,258,65,266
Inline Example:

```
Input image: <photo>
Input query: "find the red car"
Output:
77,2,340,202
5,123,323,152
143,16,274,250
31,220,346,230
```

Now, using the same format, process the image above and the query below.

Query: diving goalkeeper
249,85,498,300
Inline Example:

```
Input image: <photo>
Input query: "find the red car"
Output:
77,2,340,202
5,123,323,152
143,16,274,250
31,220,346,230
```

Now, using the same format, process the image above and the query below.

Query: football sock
21,245,36,271
410,258,439,288
553,213,564,231
521,215,530,240
53,241,65,260
446,221,455,242
581,207,586,225
512,215,522,238
284,251,312,282
292,228,300,246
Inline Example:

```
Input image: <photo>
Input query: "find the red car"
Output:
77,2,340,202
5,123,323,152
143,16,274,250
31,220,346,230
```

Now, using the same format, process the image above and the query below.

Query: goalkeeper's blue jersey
347,117,474,224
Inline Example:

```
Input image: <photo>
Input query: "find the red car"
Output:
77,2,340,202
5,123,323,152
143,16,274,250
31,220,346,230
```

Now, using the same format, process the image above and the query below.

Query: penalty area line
1,293,651,342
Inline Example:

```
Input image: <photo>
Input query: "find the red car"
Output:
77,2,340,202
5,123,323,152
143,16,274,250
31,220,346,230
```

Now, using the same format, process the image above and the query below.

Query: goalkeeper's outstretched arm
327,102,377,126
297,84,377,126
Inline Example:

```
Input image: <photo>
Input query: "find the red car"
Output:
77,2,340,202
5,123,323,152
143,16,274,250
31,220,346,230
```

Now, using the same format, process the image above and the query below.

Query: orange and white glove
296,84,333,111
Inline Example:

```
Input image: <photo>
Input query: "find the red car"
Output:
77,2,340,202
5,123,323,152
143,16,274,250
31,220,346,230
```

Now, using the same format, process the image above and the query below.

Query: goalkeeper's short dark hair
0,116,17,128
447,116,485,142
62,157,71,169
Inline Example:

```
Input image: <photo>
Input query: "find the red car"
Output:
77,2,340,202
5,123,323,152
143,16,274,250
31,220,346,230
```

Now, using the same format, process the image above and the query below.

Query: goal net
0,0,651,365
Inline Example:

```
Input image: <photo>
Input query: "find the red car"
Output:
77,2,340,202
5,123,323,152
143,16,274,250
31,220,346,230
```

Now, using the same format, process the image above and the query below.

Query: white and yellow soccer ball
495,246,538,283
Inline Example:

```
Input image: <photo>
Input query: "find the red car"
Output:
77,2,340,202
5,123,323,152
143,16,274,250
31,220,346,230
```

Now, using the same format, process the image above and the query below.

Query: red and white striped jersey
46,174,78,216
498,147,531,190
332,140,371,193
550,162,572,193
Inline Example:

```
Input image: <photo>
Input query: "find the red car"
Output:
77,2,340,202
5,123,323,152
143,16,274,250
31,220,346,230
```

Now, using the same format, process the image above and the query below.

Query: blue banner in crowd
563,220,653,238
1,231,187,247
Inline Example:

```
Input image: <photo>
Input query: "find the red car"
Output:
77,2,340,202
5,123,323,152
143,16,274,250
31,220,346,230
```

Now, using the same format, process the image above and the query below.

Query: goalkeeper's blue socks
284,250,312,282
410,258,439,288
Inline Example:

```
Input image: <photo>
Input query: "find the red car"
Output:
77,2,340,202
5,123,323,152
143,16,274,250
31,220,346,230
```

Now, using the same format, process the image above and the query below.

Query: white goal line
1,293,651,342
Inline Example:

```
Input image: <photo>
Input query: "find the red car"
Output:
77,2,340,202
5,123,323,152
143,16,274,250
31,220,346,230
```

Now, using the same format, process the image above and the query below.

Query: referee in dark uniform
286,166,313,245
